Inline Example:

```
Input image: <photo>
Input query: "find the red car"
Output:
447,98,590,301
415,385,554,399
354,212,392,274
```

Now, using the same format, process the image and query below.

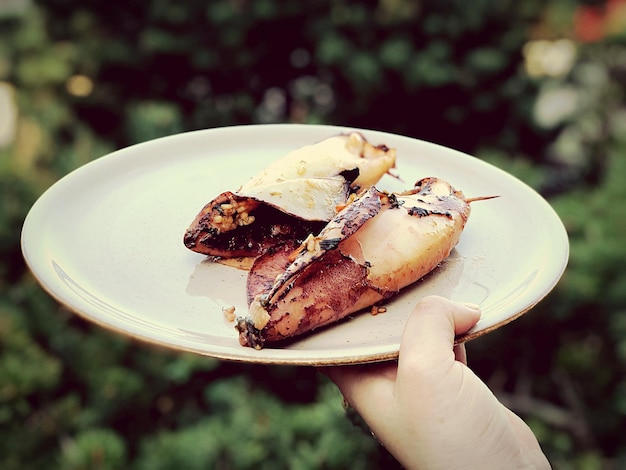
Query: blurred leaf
60,428,127,470
252,0,278,19
207,0,236,22
139,28,192,53
346,51,383,92
125,101,184,143
404,41,456,88
315,33,352,66
378,36,413,71
0,303,62,401
465,47,508,74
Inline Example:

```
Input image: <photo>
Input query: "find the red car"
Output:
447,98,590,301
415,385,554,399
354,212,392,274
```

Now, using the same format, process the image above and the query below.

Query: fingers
325,299,550,470
454,342,468,365
323,361,396,408
323,296,480,413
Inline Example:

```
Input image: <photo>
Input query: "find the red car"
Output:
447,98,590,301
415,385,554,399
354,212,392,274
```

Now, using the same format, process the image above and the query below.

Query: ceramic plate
21,124,569,365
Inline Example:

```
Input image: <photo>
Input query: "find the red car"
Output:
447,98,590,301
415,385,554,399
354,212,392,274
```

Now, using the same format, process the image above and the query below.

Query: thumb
398,296,480,373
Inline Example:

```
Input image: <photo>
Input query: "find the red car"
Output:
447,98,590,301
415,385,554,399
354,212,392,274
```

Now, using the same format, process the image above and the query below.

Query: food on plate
183,132,396,258
237,177,495,349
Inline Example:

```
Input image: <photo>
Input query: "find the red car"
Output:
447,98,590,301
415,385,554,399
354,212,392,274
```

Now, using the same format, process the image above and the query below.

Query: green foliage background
1,0,626,468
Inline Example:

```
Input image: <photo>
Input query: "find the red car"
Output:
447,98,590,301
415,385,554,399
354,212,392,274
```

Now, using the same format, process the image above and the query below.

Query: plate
21,124,569,365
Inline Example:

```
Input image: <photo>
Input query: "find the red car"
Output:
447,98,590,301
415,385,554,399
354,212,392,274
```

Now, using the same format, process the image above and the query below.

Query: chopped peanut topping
370,306,387,316
335,192,358,212
306,234,316,252
211,198,256,232
222,305,236,322
287,233,323,262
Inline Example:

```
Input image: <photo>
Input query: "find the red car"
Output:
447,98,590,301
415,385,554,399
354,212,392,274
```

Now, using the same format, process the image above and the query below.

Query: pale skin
324,296,551,470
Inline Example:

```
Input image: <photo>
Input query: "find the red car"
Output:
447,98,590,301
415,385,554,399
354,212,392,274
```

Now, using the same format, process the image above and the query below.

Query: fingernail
458,301,480,311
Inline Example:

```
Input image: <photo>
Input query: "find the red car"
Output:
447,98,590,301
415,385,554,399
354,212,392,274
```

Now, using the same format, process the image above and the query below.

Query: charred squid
237,177,494,349
183,132,396,258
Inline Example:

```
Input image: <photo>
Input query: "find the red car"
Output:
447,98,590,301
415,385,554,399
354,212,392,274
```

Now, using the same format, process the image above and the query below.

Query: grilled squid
183,132,396,258
237,177,492,349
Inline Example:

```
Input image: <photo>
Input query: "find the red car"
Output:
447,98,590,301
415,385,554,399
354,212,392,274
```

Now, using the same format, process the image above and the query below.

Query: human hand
324,296,550,470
